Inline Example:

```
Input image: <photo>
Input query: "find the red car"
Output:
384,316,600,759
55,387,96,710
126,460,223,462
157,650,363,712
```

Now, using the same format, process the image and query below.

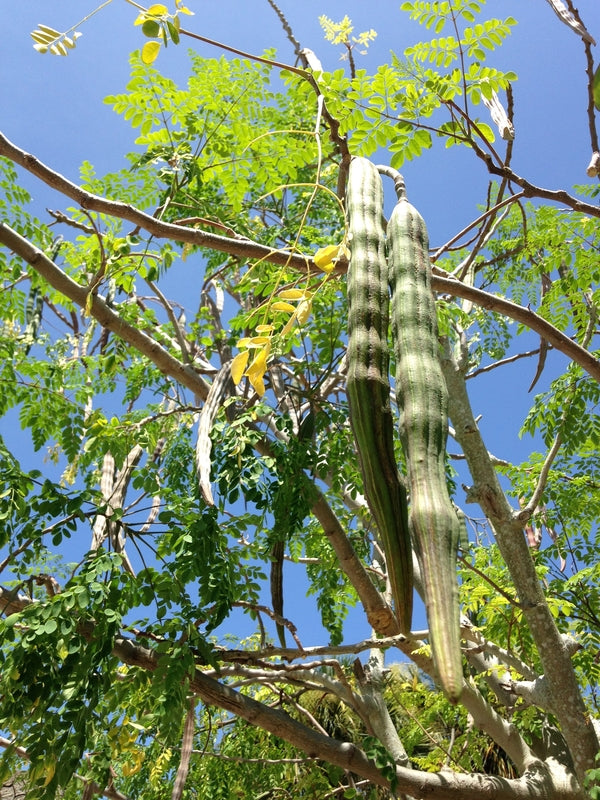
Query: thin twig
145,278,192,363
433,192,524,263
517,434,563,523
466,347,544,379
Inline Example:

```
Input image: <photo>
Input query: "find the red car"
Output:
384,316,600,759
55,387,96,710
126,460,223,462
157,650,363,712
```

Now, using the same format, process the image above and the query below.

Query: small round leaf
142,19,161,38
141,40,161,64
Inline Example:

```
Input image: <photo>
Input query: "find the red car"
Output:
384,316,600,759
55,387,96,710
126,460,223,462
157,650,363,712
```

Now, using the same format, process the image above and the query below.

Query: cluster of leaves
291,3,517,166
134,1,194,65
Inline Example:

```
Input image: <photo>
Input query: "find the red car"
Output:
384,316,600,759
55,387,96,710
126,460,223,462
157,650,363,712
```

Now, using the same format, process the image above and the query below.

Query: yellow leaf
122,750,144,777
296,298,312,325
246,345,270,397
231,351,249,385
31,30,56,43
247,372,266,397
280,314,295,337
314,244,340,271
141,40,161,64
36,23,61,36
43,761,56,787
319,260,336,274
255,323,275,333
271,301,296,313
278,288,306,300
147,4,169,15
236,336,270,348
50,41,68,56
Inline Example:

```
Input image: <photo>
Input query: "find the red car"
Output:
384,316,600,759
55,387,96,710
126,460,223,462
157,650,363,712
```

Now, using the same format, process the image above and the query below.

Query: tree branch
440,344,599,782
0,132,316,274
0,220,394,650
432,272,600,383
3,132,599,384
0,587,586,800
0,222,212,402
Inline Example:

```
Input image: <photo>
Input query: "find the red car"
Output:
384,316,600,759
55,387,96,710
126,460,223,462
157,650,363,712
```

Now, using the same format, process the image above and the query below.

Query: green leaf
593,64,600,111
141,19,161,38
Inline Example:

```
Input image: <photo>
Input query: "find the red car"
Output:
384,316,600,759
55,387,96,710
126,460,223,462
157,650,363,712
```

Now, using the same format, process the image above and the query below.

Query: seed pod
346,157,413,633
387,176,462,702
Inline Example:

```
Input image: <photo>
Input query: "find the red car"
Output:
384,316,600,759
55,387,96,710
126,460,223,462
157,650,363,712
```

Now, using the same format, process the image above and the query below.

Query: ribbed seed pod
387,178,462,702
346,157,413,633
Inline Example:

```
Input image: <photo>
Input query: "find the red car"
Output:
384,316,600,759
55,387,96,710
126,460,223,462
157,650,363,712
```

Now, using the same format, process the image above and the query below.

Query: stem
433,192,525,262
2,131,600,382
517,432,562,521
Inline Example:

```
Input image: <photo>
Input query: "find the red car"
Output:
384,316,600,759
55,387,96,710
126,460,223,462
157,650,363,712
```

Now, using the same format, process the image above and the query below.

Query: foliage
1,0,600,798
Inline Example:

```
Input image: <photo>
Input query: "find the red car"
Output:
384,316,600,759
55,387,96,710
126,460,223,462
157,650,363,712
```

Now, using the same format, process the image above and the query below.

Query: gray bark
441,342,599,782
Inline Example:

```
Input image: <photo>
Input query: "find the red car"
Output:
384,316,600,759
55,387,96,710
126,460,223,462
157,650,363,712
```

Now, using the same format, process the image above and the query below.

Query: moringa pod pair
346,157,462,702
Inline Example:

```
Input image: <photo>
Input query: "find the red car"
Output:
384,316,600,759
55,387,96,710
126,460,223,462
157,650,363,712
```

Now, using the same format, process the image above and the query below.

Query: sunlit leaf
314,244,341,272
141,40,161,64
35,23,61,36
43,761,56,788
142,19,161,38
50,41,68,56
473,121,495,143
175,0,194,14
246,345,270,397
31,30,56,44
296,298,312,325
279,288,308,300
231,351,249,385
593,64,600,111
271,301,296,313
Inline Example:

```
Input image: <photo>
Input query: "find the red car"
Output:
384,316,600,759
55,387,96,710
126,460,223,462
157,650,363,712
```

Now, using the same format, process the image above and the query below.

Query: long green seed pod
387,172,462,702
346,157,413,633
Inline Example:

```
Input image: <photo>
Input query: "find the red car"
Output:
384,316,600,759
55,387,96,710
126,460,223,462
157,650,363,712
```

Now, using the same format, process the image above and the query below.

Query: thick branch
0,587,585,800
0,132,316,274
440,347,599,782
432,272,600,383
0,222,212,402
109,639,586,799
2,131,599,384
310,490,398,636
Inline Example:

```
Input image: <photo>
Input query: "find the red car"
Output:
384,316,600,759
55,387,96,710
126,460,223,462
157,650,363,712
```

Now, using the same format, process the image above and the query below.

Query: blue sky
1,1,598,646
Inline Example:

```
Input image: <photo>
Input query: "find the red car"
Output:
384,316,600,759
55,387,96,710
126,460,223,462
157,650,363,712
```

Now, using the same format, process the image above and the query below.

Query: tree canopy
1,1,600,798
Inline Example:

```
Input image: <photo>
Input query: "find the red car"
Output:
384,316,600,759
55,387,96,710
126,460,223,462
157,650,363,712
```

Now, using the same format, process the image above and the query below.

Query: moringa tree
0,1,600,798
